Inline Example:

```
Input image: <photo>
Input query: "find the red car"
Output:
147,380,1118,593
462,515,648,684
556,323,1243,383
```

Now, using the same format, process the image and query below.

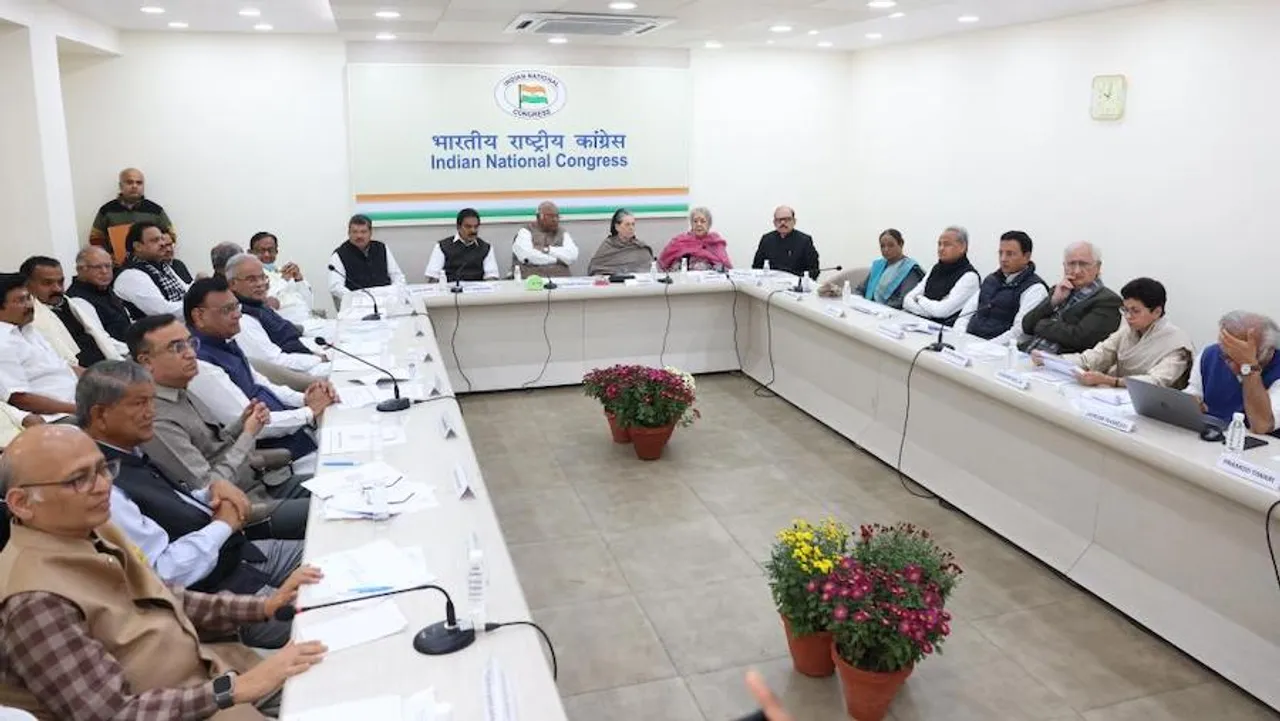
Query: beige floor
461,373,1279,721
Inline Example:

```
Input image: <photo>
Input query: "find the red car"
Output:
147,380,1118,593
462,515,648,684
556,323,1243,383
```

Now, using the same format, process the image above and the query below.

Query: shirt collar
453,234,478,247
154,384,185,403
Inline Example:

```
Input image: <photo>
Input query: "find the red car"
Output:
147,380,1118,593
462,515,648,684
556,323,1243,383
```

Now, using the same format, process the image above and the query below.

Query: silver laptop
1126,378,1225,432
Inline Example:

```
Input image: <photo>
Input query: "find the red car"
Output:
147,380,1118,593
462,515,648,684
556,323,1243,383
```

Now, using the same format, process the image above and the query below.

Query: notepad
295,600,408,653
299,540,434,608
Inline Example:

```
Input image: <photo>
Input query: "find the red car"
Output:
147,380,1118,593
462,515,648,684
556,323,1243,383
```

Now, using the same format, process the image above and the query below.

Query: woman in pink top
658,207,733,272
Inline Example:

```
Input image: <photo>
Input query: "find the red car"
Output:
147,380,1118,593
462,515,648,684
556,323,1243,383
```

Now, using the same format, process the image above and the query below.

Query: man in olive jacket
1020,241,1122,354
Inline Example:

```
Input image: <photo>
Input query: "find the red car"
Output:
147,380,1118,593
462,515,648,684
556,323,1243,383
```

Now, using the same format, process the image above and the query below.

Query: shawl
588,235,656,275
658,231,733,271
1067,316,1195,388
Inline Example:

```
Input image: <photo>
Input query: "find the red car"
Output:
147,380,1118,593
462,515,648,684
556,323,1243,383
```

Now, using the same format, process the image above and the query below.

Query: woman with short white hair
657,207,733,272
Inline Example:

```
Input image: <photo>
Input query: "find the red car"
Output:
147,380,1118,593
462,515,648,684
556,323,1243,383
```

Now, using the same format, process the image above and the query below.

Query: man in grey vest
512,201,579,278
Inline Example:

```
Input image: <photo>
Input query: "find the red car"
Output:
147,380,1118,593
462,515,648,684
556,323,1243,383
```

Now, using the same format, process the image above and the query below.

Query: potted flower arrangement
614,365,699,460
765,518,851,677
817,523,962,720
582,364,636,443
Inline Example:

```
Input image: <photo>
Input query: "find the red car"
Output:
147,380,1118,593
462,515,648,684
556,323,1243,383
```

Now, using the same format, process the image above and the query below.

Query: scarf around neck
658,231,733,271
922,255,977,301
591,234,654,274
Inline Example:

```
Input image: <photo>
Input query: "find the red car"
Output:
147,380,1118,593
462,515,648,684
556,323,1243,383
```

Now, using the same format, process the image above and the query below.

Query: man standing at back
954,231,1049,344
512,201,578,278
88,168,176,267
66,246,133,342
327,214,406,307
752,206,820,279
425,208,501,283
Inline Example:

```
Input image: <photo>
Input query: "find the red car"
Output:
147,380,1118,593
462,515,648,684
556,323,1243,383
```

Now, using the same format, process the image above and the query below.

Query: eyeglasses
159,337,201,355
1064,261,1098,271
21,459,121,494
773,217,795,224
1120,306,1148,317
78,263,113,272
236,274,269,284
202,301,242,316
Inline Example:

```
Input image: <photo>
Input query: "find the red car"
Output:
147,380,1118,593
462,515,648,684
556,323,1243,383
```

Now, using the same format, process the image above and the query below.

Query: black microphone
273,582,476,656
327,264,381,321
924,301,992,353
791,264,844,293
314,336,410,412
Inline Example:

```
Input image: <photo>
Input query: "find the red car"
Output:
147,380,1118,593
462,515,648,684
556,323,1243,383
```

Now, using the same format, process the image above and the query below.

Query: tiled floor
461,374,1279,721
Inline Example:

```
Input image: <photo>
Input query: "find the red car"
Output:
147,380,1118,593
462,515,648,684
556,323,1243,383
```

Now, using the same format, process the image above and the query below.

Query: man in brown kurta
0,425,326,720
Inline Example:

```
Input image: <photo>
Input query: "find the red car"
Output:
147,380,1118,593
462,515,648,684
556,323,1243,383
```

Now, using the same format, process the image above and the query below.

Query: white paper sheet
1038,353,1084,378
332,353,393,373
298,540,434,607
303,461,403,498
323,482,438,519
319,424,408,454
282,694,403,721
1083,388,1131,406
1027,369,1076,387
295,600,408,653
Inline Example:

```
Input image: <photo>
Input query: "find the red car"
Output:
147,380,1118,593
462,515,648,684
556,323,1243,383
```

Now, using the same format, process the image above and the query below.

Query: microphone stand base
361,312,382,321
657,276,673,284
450,285,464,294
412,621,476,656
924,342,954,353
376,397,412,412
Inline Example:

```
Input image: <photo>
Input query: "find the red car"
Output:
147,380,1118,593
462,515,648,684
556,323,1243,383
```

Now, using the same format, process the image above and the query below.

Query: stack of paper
319,424,408,454
298,539,435,607
295,600,408,653
283,689,451,721
324,481,438,519
1039,353,1084,379
303,461,404,498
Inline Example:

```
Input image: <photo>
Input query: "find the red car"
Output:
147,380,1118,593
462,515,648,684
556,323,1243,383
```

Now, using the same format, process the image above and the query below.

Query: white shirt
327,245,407,304
902,271,981,323
512,227,579,267
0,322,78,404
113,266,190,316
236,314,326,375
424,235,501,282
1184,348,1280,417
187,358,312,439
265,266,315,325
108,483,233,588
31,298,126,365
953,271,1049,345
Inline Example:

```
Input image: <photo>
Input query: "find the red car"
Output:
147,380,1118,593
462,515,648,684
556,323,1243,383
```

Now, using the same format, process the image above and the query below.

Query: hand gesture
233,641,327,704
745,670,793,721
1051,278,1075,307
1030,350,1045,367
1078,370,1114,388
266,297,282,311
304,382,335,418
1219,327,1261,372
281,262,303,281
208,479,250,523
263,565,325,621
212,497,246,532
243,400,271,436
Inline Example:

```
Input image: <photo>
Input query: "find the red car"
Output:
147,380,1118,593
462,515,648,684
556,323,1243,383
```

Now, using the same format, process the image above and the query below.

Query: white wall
60,32,350,305
843,0,1280,347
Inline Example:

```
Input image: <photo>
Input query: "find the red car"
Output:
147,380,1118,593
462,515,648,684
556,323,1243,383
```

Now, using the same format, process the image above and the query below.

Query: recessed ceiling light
889,12,905,19
253,22,272,31
548,36,569,44
238,8,261,17
958,15,980,23
139,6,165,14
867,0,896,8
865,32,882,39
374,10,400,19
769,25,792,33
807,29,819,35
704,40,723,49
375,32,397,40
608,1,638,9
167,21,187,28
817,41,833,48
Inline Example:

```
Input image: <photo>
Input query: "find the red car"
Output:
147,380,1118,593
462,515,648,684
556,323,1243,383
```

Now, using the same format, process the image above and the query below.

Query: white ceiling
55,0,1154,50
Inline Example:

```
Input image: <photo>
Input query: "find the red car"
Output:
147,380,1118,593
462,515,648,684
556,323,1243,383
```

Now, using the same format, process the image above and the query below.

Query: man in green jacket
89,168,176,266
1020,241,1122,354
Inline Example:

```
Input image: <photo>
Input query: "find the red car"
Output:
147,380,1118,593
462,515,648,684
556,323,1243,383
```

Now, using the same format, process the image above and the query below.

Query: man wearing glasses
66,246,134,342
511,201,579,278
223,254,328,376
1020,241,1123,354
0,274,79,418
752,206,821,279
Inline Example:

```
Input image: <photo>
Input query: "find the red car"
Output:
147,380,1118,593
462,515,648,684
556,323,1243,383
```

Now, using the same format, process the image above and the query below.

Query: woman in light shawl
587,209,656,276
657,207,733,272
1044,277,1195,389
851,229,924,309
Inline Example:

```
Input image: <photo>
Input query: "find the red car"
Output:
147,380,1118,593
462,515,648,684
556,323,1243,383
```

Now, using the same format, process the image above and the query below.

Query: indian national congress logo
495,70,567,120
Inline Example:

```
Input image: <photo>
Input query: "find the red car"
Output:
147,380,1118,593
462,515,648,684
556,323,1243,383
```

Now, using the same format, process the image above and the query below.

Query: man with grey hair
1020,241,1122,354
512,200,579,278
66,245,134,339
75,360,311,649
1186,311,1280,435
753,205,821,279
903,226,981,326
210,241,244,279
224,254,327,375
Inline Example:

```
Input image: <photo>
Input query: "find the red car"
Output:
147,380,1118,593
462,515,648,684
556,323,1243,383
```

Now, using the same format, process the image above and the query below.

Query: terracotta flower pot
629,423,675,460
832,646,912,721
780,615,834,678
605,411,630,443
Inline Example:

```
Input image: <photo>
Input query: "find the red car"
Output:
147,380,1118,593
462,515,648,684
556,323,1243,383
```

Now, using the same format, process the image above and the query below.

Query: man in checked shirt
0,425,327,719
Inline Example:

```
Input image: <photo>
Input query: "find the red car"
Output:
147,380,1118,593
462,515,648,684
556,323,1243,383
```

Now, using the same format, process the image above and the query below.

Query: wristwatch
212,671,237,709
1240,364,1255,378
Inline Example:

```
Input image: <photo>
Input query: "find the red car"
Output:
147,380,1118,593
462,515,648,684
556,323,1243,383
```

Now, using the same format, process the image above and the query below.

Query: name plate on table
849,303,880,317
1083,409,1136,433
440,413,457,439
877,324,906,340
995,370,1031,391
1215,454,1280,491
941,348,972,368
453,464,475,499
822,305,846,319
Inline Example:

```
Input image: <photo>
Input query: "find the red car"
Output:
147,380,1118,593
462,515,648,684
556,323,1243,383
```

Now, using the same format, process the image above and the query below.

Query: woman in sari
824,229,923,308
1039,277,1195,389
588,209,656,275
657,207,733,272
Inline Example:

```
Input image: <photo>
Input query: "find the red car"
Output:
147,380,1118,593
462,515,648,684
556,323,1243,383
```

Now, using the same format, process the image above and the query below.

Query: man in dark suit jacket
752,205,820,279
1020,241,1122,354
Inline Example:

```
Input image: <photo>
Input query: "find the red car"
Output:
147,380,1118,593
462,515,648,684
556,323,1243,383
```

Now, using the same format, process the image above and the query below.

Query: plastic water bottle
680,257,688,276
1005,338,1018,370
842,280,852,305
513,265,522,283
763,259,771,275
649,259,658,280
1225,412,1247,453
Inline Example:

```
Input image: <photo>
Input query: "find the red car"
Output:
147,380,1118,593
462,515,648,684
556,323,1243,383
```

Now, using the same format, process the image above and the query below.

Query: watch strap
213,671,237,709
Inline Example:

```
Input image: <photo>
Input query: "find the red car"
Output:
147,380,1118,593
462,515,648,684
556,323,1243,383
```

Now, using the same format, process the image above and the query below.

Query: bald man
89,168,176,266
512,201,579,278
752,205,820,279
0,425,326,719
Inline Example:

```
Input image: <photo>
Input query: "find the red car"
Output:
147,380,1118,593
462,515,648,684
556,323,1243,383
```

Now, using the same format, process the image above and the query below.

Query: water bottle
1005,338,1018,370
649,259,658,280
1225,412,1247,453
763,259,771,275
842,280,852,305
680,257,688,276
513,265,522,283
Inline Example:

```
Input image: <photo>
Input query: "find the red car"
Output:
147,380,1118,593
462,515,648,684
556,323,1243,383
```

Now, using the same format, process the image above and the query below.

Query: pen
349,585,394,594
322,460,358,467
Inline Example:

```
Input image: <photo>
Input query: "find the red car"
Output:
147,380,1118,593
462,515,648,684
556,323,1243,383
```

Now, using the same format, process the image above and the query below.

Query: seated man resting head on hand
1187,310,1280,435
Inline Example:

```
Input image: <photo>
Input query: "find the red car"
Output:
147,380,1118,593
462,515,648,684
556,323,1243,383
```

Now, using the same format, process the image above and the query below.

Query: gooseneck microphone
924,301,992,353
327,264,381,321
272,582,476,656
792,264,844,293
314,336,411,412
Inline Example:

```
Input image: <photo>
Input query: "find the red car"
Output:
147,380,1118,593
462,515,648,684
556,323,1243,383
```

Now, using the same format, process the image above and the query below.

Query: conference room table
413,271,1280,712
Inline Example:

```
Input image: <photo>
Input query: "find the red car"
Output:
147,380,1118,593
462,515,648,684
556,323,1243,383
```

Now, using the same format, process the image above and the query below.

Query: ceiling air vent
505,12,674,37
